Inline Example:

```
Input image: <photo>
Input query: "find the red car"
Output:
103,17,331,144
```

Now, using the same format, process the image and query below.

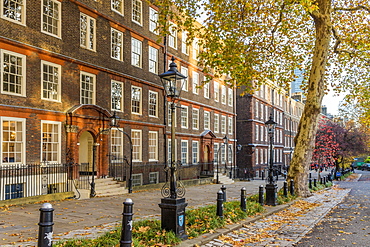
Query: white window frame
182,31,189,55
111,128,124,159
132,173,143,186
111,80,123,111
149,7,158,34
1,0,26,25
80,71,96,105
168,22,177,49
181,140,188,165
214,81,219,102
111,28,123,61
228,144,233,163
131,129,142,161
221,115,226,134
181,67,188,91
148,90,158,117
1,117,26,165
192,108,199,130
204,111,210,130
204,82,210,98
228,88,233,106
80,13,96,51
192,71,199,95
148,131,158,161
41,0,61,37
181,106,188,129
41,60,61,102
131,37,142,68
148,46,158,74
1,50,26,97
214,143,219,164
111,0,124,15
192,141,199,164
149,172,159,184
41,120,61,163
221,85,226,104
256,124,259,141
193,38,199,60
131,86,142,115
132,0,143,25
221,144,226,164
228,117,233,134
214,114,219,133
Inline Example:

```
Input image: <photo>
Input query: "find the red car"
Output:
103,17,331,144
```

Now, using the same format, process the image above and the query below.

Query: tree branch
331,26,353,56
266,3,286,55
334,5,370,12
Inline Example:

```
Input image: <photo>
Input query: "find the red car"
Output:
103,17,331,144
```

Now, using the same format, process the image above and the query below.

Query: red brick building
236,81,304,178
0,0,236,197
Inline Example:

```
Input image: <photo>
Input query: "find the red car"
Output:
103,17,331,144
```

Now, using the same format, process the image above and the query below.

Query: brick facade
0,0,236,186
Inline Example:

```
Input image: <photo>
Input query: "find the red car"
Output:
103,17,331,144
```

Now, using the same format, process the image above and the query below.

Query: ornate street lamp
216,135,228,183
110,112,134,194
265,114,278,206
90,112,133,197
158,57,188,239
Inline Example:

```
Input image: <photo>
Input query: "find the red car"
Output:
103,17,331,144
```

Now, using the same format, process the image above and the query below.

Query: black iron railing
0,163,94,201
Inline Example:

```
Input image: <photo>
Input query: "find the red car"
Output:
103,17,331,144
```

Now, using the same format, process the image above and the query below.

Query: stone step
96,187,128,197
214,173,234,184
94,178,128,197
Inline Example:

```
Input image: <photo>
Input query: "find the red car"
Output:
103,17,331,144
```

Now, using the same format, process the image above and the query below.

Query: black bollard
309,173,312,179
120,198,134,247
221,185,226,202
258,185,264,205
261,170,265,181
309,178,312,189
283,181,288,197
289,179,295,196
217,190,224,218
313,178,317,187
38,203,54,247
320,177,323,184
240,187,247,212
328,174,332,182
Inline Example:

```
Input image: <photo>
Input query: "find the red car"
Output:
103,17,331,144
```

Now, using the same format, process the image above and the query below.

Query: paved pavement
196,186,350,247
0,171,332,247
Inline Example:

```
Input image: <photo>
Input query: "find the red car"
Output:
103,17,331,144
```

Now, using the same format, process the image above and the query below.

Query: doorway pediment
200,130,217,139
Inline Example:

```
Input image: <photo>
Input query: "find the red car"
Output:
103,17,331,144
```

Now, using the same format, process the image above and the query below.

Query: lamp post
247,144,256,180
110,112,134,194
216,135,229,183
158,57,188,239
265,114,278,206
236,144,255,180
90,112,133,198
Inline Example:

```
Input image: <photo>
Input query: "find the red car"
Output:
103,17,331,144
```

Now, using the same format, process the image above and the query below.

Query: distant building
291,68,304,94
236,80,304,178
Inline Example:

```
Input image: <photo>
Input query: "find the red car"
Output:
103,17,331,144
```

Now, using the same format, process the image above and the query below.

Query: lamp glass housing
265,115,277,135
159,57,187,99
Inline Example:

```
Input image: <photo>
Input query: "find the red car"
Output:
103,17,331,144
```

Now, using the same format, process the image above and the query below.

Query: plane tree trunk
287,0,332,197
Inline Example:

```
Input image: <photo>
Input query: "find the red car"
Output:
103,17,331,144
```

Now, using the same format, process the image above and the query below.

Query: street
296,170,370,246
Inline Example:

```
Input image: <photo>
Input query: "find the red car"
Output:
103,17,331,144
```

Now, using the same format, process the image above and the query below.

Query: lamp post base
159,197,188,239
265,183,278,206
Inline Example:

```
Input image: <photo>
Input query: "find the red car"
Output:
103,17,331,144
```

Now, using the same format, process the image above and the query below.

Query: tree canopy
312,117,368,170
152,0,370,196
